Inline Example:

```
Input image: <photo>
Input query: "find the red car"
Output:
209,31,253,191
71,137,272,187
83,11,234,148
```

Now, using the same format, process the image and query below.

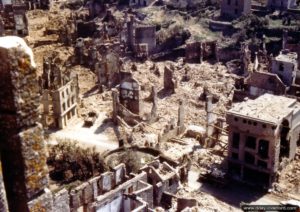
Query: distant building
221,0,251,19
129,0,153,7
227,94,300,186
40,55,80,129
233,71,287,101
271,50,299,86
267,0,297,10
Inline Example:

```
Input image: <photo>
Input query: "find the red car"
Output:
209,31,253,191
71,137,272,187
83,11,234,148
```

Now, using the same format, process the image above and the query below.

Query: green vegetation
47,141,108,184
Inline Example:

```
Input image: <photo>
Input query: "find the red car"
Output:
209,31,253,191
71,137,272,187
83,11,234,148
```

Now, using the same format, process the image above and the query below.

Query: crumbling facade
123,16,156,57
227,94,300,186
97,50,122,91
185,41,218,64
220,0,251,19
271,50,299,86
267,0,297,10
140,160,180,206
0,2,28,36
233,71,287,101
40,55,79,129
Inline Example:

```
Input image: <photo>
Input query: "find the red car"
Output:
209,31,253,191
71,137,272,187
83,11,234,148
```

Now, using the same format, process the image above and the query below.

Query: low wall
51,164,129,212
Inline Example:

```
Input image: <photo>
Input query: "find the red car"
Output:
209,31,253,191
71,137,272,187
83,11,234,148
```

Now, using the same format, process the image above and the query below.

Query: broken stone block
164,65,176,93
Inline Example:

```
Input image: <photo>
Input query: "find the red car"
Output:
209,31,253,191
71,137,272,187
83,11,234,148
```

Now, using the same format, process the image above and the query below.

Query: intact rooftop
228,94,300,124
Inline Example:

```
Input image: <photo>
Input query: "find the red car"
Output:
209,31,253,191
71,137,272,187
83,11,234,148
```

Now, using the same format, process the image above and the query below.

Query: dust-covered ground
25,1,300,210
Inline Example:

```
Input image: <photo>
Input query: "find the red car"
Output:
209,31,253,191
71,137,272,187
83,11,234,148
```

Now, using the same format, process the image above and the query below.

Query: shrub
47,141,108,184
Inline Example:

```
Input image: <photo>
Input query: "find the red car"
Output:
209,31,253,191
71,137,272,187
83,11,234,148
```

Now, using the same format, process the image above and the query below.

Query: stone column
214,42,219,62
199,42,203,64
127,15,135,51
177,100,185,134
205,95,215,142
282,30,288,50
0,36,52,212
112,89,119,124
150,86,157,122
262,34,267,53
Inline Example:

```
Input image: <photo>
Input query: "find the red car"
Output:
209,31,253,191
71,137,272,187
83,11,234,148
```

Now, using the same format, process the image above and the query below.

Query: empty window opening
234,9,238,15
67,111,71,120
279,119,290,161
62,103,66,112
244,152,255,165
228,162,241,178
169,178,173,186
258,139,269,159
279,63,284,72
257,160,268,169
246,136,256,149
243,167,270,186
232,133,240,149
235,0,238,6
232,152,239,160
227,0,231,5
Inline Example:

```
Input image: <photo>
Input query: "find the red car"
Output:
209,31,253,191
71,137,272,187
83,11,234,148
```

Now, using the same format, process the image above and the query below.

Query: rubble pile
176,188,234,211
275,147,300,195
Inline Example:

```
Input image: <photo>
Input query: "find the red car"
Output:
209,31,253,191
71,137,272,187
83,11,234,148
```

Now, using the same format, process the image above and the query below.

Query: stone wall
221,0,251,19
53,189,70,212
0,36,52,212
135,26,156,54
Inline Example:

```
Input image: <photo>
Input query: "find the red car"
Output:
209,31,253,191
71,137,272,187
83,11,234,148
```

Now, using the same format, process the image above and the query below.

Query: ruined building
0,2,28,36
267,0,297,10
185,41,218,64
233,71,287,101
220,0,251,19
129,0,154,7
270,50,299,87
0,36,192,212
97,49,122,91
112,75,141,127
122,15,156,58
40,55,79,129
227,94,300,186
